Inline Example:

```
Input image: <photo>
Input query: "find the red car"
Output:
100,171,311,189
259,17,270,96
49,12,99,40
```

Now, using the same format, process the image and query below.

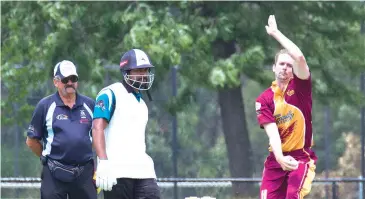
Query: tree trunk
218,84,254,198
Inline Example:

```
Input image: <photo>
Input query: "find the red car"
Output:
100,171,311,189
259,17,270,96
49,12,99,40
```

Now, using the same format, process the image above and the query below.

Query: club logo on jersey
286,89,295,96
80,110,86,119
56,114,68,120
96,100,106,111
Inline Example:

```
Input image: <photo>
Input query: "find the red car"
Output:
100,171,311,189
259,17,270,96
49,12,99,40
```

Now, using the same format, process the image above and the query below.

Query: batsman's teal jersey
93,82,142,122
93,89,116,122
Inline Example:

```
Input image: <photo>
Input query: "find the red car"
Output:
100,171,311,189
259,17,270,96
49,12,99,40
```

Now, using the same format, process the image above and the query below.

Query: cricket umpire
26,60,97,199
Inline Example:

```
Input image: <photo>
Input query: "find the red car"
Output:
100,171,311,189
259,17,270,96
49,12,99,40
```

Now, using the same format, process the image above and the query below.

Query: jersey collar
121,80,143,101
55,91,83,107
121,80,142,95
121,80,134,93
271,77,293,95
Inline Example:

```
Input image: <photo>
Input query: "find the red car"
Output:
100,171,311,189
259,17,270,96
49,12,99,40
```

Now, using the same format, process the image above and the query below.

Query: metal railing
1,177,364,199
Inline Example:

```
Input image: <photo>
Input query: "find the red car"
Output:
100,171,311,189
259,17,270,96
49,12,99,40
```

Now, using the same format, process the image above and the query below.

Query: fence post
360,12,365,199
359,176,363,199
331,182,337,199
171,66,179,199
12,102,20,198
324,106,331,199
361,72,365,199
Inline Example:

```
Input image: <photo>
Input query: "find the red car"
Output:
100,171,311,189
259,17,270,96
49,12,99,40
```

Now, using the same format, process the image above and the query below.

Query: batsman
92,49,160,199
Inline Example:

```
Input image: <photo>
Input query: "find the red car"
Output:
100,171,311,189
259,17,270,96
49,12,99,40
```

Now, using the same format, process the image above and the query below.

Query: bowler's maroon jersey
255,74,313,152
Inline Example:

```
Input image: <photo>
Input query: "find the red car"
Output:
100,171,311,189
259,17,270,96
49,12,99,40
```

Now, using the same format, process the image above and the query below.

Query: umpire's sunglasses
61,75,78,84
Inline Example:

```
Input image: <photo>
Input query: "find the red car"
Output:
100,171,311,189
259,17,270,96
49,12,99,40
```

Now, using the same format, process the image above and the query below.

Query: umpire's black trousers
104,178,161,199
40,161,97,199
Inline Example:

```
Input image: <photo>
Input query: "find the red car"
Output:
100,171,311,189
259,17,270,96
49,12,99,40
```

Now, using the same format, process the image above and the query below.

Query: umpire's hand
95,159,117,191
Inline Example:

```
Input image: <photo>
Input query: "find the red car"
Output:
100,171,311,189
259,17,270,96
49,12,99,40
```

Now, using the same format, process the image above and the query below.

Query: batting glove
95,159,117,191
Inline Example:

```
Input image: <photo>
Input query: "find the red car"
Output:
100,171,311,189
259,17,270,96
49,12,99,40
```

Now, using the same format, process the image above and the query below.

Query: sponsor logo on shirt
56,114,68,120
275,110,294,124
80,118,89,124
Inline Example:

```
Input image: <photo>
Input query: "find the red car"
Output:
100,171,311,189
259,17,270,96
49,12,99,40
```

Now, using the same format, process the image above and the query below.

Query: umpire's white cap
53,60,78,79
